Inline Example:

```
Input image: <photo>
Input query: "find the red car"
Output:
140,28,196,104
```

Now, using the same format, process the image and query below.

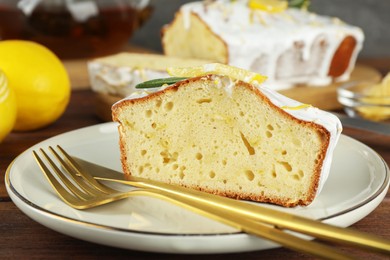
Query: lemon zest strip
280,104,312,110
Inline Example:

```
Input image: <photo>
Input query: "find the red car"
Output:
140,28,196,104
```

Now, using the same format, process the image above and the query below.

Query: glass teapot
0,0,152,59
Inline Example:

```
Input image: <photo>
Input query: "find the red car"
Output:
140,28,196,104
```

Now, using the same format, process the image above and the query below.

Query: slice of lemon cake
112,64,342,207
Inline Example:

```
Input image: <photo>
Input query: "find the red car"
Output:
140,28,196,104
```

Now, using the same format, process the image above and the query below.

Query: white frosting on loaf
89,61,168,97
178,0,364,89
88,53,211,97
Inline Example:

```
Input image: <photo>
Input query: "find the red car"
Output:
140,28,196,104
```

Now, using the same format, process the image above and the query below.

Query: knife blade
332,112,390,136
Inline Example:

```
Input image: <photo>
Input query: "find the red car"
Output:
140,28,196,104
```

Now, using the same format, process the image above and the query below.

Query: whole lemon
0,70,17,141
0,40,70,131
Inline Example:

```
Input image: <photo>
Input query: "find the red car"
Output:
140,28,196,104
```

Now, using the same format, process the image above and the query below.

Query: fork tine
34,149,131,209
48,146,104,197
56,145,117,194
36,148,91,201
33,150,89,206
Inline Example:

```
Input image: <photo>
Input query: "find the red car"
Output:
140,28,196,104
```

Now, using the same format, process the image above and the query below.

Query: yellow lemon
248,0,288,13
0,70,17,141
167,63,267,85
357,73,390,121
0,40,70,131
366,73,390,96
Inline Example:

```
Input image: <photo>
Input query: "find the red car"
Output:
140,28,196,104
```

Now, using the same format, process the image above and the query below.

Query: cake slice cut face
112,74,341,207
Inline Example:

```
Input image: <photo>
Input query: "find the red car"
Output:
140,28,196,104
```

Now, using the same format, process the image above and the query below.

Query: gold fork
33,145,390,259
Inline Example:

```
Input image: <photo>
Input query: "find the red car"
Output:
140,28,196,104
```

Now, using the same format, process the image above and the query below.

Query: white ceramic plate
5,123,389,254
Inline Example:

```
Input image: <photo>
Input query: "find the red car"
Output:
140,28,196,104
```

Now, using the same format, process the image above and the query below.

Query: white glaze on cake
178,0,364,89
88,53,211,97
89,61,168,97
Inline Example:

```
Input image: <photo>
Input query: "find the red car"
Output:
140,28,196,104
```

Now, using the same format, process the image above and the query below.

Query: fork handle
97,176,390,256
133,188,354,260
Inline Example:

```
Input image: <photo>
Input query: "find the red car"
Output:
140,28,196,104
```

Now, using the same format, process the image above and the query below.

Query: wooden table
1,58,389,259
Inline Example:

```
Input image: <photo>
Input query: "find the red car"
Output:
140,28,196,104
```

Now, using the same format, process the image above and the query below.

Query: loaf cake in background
161,0,364,90
112,64,342,207
88,53,210,97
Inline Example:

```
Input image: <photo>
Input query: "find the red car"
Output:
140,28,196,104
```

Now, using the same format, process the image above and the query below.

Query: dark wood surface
1,59,389,259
